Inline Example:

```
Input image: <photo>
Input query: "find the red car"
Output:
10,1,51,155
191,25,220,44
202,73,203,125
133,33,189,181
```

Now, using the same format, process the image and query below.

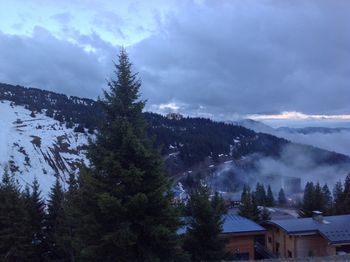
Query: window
268,237,272,243
276,242,280,253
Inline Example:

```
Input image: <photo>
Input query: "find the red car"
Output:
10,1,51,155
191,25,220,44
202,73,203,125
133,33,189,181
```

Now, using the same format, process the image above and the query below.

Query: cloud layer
0,0,349,119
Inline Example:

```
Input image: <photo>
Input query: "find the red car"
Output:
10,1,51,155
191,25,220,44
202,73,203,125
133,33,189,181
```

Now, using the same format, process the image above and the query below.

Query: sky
0,0,349,125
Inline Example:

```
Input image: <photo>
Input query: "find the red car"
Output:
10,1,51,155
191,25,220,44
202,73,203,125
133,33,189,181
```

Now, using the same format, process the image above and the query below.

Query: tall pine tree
238,185,260,222
60,173,80,262
266,185,275,207
343,174,350,214
183,186,227,262
333,181,345,215
45,177,66,260
278,188,287,206
0,168,29,260
254,183,266,206
75,49,179,261
23,177,46,260
322,184,333,215
313,182,326,212
299,182,315,217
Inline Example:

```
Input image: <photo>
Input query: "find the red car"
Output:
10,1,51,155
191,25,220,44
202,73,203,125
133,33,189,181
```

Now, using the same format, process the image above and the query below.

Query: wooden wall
265,225,336,258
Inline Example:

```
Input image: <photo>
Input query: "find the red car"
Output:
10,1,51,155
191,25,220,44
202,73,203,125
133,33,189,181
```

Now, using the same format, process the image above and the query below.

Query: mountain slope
0,100,88,194
0,83,349,195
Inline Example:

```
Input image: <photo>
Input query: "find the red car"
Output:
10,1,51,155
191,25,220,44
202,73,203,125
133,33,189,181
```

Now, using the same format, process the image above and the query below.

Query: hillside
0,83,349,194
0,100,88,195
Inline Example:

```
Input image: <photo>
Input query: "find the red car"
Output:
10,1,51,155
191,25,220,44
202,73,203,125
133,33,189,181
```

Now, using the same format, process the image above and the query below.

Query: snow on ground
0,100,89,196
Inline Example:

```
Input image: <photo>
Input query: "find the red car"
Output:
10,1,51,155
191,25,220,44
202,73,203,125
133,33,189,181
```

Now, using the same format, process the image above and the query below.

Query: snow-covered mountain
0,100,89,195
1,83,350,196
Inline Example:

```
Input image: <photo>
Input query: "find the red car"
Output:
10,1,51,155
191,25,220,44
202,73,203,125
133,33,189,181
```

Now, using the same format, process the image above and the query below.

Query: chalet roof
222,214,266,235
178,214,266,235
266,214,350,245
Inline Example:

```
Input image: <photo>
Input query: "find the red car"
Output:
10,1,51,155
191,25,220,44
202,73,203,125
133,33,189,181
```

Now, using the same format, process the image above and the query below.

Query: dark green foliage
299,182,330,217
53,173,80,262
74,49,180,261
278,188,287,206
296,176,350,217
183,186,227,261
238,185,260,222
333,181,345,214
45,177,66,260
0,168,29,261
0,83,101,130
46,108,54,117
322,184,333,214
344,174,350,214
54,113,64,122
266,185,275,207
299,182,315,217
1,82,350,170
66,121,74,129
73,124,85,133
314,183,326,211
254,183,267,206
23,177,46,260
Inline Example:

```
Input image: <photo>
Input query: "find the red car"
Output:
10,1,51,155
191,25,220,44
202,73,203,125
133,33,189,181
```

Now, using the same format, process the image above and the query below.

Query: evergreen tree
62,173,80,262
266,185,275,207
238,185,260,222
73,124,85,133
183,186,227,262
278,188,287,206
254,183,267,206
52,173,80,262
343,174,350,214
45,177,66,260
251,195,261,222
75,49,180,261
238,185,251,219
23,177,46,260
313,182,326,212
322,184,333,214
46,108,54,118
299,182,315,217
333,181,345,215
0,168,29,260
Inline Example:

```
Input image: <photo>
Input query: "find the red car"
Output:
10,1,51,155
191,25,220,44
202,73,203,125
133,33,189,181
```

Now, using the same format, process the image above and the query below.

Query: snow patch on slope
0,100,89,195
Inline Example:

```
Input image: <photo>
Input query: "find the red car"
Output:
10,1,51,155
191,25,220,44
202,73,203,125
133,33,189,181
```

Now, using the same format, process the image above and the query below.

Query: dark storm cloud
0,0,349,119
130,0,350,117
0,27,117,98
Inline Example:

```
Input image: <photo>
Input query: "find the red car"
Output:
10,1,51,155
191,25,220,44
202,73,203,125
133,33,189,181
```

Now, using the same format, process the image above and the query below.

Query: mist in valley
206,143,350,196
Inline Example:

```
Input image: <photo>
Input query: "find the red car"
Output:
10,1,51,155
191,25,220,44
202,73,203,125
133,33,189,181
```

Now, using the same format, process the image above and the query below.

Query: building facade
221,214,266,260
264,213,350,258
178,214,266,260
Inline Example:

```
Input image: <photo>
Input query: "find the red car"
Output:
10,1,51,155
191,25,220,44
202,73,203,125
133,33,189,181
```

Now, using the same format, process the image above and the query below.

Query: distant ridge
0,82,349,193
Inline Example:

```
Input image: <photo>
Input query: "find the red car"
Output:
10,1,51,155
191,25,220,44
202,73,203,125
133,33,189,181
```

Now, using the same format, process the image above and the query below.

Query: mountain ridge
0,82,349,194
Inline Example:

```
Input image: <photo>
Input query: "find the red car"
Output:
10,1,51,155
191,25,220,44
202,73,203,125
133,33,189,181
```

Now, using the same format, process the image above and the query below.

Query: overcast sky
0,0,349,123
